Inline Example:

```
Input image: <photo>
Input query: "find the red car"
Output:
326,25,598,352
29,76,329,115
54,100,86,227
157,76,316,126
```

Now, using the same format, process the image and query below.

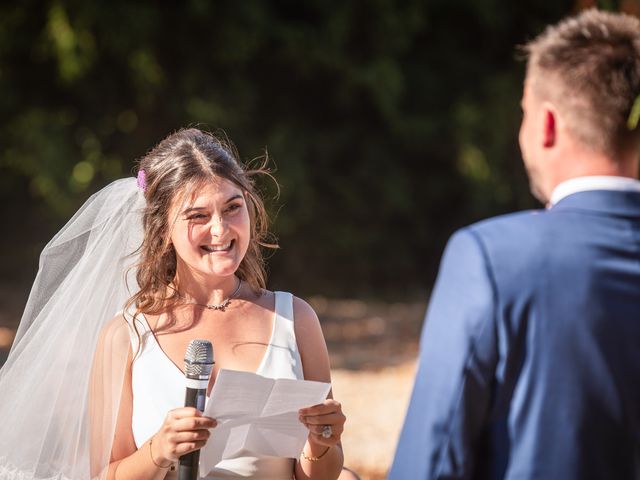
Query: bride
0,128,352,480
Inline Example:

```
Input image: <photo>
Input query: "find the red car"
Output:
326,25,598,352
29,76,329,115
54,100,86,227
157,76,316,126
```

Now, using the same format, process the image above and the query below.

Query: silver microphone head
184,339,214,380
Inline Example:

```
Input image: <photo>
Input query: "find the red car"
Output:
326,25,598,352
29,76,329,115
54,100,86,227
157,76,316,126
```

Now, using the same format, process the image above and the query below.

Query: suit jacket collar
550,176,640,205
551,189,640,218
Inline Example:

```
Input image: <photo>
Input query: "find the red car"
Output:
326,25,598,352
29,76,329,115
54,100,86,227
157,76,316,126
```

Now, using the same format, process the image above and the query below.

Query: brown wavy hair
124,128,277,320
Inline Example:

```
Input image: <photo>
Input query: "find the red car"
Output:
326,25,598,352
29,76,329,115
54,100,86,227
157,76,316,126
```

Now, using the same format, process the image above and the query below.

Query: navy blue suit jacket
390,190,640,479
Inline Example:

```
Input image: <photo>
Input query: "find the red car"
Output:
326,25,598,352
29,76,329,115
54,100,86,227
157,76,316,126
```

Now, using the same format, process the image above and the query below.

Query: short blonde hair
524,9,640,156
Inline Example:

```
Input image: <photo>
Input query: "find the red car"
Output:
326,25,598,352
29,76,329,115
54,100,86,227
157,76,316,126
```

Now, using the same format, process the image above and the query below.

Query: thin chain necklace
180,279,242,312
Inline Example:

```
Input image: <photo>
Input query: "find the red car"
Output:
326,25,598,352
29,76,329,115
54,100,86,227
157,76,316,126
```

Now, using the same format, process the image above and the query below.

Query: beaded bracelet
301,446,331,462
149,436,173,469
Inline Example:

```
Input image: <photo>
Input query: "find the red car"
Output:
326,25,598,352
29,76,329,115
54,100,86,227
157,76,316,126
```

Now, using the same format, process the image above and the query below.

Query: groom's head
519,9,640,203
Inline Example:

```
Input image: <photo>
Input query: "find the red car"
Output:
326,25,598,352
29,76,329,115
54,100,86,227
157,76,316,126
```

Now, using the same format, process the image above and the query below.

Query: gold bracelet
149,436,173,469
301,446,331,462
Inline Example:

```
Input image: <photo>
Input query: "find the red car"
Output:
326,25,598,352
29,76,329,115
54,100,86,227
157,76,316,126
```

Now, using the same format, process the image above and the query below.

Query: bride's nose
209,214,226,236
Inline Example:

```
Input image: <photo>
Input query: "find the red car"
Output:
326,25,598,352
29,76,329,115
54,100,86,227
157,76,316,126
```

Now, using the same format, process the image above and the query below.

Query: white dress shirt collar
550,176,640,206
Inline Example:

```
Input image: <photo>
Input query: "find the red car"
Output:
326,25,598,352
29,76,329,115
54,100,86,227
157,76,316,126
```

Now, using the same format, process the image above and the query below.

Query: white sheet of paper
199,369,331,477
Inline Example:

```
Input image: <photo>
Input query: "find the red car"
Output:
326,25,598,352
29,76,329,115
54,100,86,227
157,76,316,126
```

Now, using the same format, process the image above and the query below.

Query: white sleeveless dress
127,291,303,479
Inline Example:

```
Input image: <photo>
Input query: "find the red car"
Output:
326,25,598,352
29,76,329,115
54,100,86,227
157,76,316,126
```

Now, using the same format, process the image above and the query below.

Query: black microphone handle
178,386,207,480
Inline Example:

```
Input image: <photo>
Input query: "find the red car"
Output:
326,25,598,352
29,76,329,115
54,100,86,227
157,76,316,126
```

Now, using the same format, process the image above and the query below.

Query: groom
390,9,640,480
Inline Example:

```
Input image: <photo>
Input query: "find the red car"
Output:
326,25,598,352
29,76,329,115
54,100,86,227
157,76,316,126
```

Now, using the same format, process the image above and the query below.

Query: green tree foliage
0,0,583,296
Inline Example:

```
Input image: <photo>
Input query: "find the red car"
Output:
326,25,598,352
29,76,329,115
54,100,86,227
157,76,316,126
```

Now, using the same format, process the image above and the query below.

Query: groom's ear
542,104,557,149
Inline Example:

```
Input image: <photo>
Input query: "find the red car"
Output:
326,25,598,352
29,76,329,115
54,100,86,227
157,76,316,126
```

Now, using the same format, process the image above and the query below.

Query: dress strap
274,291,294,322
259,291,304,379
121,309,149,353
272,291,295,349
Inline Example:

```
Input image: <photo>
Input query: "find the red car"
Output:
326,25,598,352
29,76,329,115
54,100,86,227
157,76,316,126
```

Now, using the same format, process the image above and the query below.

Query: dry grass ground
0,287,427,480
331,362,417,479
309,297,426,479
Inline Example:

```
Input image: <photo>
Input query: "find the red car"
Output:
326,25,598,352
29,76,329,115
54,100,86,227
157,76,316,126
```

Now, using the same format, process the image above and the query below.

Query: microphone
178,339,214,480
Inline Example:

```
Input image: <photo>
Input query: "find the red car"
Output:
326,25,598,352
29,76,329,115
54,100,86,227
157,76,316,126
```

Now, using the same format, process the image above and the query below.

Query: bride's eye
225,203,242,214
187,213,208,221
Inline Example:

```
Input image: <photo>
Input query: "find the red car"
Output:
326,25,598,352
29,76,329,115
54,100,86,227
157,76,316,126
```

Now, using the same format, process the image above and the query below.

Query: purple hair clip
136,169,147,191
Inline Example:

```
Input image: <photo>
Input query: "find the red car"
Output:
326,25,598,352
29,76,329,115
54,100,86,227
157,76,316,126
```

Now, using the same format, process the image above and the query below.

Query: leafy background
1,0,636,299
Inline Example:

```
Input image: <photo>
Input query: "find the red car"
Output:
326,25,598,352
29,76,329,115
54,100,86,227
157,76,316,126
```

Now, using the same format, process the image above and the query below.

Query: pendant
206,299,231,311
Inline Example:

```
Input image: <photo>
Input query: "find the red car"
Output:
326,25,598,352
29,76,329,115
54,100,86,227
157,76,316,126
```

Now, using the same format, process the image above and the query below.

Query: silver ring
321,425,332,439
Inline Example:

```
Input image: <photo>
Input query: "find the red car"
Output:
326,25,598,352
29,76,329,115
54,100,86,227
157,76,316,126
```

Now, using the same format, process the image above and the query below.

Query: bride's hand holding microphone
149,408,217,468
150,338,217,476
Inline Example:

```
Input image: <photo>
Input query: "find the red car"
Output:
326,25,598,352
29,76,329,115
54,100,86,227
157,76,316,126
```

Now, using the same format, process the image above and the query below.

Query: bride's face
169,178,251,279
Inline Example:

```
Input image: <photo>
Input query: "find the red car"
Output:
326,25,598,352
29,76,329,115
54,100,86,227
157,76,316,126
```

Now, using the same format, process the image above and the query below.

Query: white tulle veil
0,178,144,479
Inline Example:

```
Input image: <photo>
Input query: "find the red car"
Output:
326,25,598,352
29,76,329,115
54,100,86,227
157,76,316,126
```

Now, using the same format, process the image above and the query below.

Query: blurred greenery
0,0,632,298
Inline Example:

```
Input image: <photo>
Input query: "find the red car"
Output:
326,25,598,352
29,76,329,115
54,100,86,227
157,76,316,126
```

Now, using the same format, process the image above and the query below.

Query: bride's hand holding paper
299,399,345,449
